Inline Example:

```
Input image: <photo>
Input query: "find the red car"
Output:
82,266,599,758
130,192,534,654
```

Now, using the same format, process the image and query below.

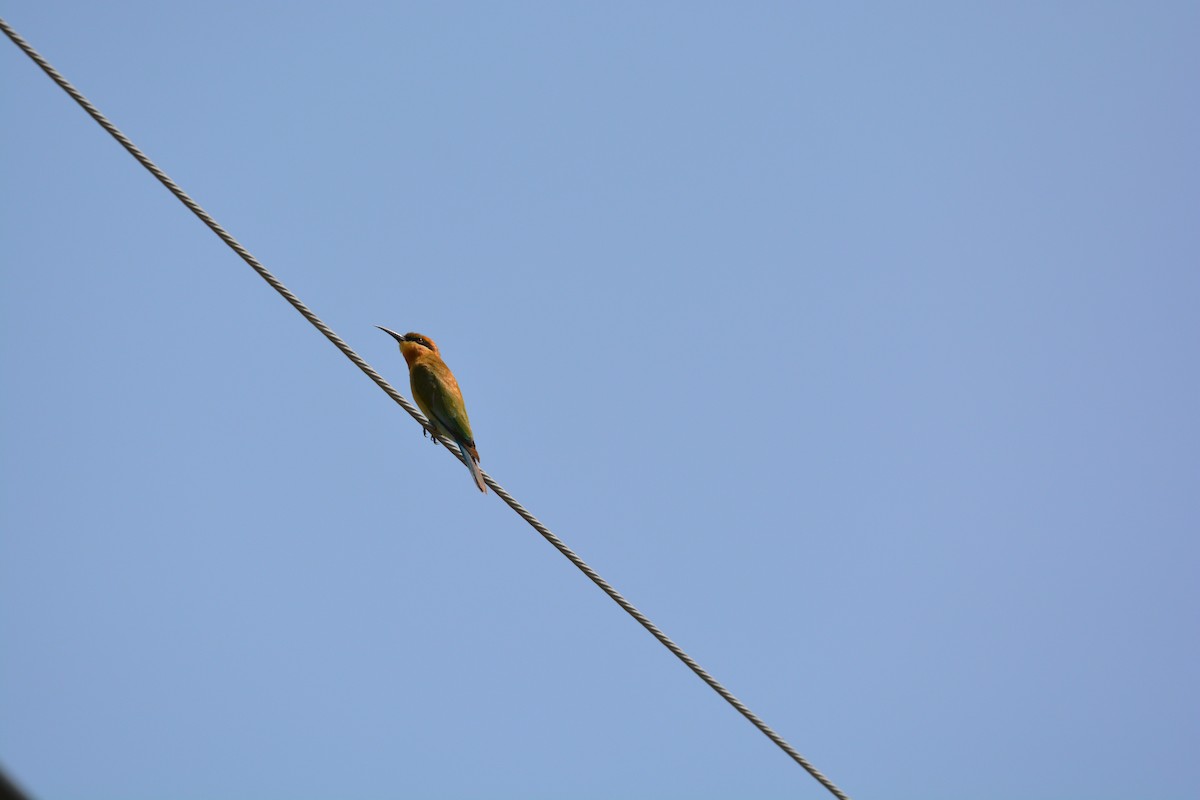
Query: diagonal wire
2,17,851,800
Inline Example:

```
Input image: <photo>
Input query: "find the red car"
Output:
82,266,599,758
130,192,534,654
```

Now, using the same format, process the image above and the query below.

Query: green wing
410,361,475,446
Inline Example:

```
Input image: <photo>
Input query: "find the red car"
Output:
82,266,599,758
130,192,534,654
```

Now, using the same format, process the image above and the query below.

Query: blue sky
2,3,1197,798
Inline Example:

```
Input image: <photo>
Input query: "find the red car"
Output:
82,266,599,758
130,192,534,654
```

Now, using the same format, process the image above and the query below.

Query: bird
377,327,487,493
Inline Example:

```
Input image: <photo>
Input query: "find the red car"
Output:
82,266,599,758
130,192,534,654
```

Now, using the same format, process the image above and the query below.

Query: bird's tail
454,436,488,493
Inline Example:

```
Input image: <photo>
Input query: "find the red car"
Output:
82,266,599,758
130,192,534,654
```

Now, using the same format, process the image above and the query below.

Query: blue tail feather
453,435,487,493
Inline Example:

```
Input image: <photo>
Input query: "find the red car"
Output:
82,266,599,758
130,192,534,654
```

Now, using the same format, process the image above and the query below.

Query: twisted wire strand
2,17,851,800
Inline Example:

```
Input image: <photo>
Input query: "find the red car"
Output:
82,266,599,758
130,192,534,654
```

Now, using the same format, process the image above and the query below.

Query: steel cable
2,17,852,799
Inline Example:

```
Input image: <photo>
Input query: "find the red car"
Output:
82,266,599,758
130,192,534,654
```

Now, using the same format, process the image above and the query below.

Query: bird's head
377,327,439,366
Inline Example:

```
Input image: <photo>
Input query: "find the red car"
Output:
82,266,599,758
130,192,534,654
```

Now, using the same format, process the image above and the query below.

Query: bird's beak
376,326,406,343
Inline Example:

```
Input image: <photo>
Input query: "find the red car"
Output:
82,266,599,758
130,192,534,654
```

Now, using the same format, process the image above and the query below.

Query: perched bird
377,327,487,493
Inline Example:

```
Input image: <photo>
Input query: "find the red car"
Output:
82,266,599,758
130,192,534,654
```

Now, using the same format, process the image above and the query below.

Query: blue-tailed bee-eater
377,327,487,493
